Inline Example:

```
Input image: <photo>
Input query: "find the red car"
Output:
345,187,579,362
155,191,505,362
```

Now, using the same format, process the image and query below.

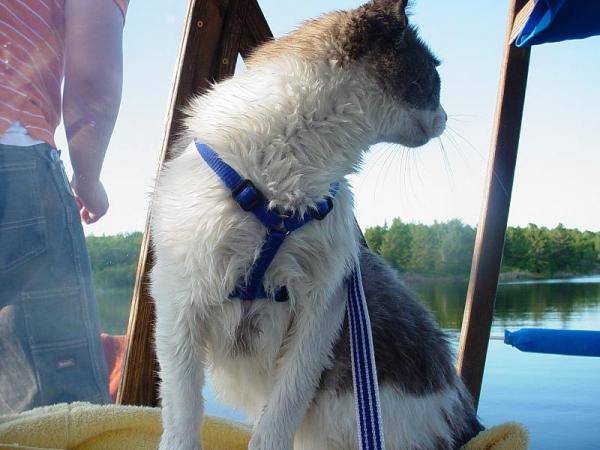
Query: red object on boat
100,333,127,402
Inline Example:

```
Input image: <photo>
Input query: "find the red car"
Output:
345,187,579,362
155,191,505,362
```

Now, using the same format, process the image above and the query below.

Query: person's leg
0,144,109,413
0,144,49,413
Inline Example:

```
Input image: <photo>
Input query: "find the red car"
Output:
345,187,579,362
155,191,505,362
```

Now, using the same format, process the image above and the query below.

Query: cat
150,1,483,449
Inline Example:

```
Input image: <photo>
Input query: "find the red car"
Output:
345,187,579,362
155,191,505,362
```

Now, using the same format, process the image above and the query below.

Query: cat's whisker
447,113,478,118
447,117,470,123
403,147,414,200
410,147,425,188
361,145,391,188
389,144,407,197
445,126,510,198
375,144,397,199
440,132,471,169
445,126,483,157
437,137,455,188
391,144,411,200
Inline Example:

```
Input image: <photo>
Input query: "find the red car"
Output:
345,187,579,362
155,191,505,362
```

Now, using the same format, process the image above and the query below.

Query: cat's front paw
248,431,293,450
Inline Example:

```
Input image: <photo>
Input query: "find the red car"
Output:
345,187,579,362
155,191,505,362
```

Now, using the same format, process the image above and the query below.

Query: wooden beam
166,0,231,152
213,0,247,80
240,0,273,59
456,0,531,409
117,0,255,406
509,0,535,45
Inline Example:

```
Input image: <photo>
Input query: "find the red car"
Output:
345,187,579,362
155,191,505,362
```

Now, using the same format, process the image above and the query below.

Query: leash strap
348,264,385,450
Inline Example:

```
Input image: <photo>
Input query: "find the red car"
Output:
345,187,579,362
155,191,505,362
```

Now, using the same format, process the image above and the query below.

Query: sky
56,0,600,236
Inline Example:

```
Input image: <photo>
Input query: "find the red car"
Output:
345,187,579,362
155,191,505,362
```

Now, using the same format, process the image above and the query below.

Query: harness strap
230,229,289,301
196,141,337,301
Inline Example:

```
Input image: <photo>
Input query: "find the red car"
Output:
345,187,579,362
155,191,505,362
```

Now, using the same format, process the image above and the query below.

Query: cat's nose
421,105,448,139
430,106,447,136
416,106,447,139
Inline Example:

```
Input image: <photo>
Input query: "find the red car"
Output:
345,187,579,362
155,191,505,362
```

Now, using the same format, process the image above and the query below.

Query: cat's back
320,247,454,394
312,247,483,449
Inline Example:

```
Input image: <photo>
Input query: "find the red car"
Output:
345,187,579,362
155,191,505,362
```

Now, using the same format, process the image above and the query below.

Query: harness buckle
312,196,334,220
231,179,263,211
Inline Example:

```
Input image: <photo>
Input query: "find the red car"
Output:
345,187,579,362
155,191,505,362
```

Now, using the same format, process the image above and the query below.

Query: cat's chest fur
206,298,292,360
152,142,360,359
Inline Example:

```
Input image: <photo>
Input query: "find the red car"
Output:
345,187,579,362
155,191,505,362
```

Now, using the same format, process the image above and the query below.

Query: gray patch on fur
318,247,483,448
320,247,454,394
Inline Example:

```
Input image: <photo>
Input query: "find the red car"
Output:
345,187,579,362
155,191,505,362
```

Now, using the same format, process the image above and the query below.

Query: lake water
99,276,600,449
414,275,600,450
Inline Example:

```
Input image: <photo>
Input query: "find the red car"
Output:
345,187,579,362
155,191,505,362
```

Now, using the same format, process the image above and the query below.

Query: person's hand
71,176,109,224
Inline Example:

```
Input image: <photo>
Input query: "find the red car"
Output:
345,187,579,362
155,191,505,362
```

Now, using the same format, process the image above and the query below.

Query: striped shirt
0,0,128,147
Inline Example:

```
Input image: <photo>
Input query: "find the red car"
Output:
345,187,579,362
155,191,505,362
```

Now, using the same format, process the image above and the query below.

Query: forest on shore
87,220,600,290
365,219,600,278
87,232,143,288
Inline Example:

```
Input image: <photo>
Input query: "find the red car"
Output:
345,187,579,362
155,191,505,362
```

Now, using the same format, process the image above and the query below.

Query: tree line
85,221,600,288
365,219,600,277
87,232,142,287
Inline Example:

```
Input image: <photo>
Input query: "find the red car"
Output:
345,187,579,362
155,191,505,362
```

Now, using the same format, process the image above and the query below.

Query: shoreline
400,269,600,285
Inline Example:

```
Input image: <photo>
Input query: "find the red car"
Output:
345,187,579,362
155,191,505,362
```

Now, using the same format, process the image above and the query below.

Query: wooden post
456,0,531,408
239,0,272,58
117,0,272,406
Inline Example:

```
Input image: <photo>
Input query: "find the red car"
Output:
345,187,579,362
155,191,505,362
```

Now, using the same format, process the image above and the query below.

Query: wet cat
151,1,482,449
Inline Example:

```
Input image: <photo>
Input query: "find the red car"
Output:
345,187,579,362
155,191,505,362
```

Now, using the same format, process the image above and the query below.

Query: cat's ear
371,0,409,27
348,0,409,60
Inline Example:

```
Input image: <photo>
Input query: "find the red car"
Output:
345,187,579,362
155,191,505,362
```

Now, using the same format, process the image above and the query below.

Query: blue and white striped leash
347,264,385,450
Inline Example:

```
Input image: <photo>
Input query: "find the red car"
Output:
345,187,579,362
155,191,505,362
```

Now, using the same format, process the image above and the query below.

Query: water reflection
97,287,132,335
198,274,600,449
409,276,600,333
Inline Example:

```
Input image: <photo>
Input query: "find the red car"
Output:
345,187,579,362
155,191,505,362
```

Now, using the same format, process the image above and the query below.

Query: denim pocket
22,287,105,404
0,160,47,272
30,341,105,405
21,287,87,346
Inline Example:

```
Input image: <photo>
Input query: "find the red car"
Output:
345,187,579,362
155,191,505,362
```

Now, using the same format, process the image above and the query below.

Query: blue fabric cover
516,0,600,47
505,328,600,357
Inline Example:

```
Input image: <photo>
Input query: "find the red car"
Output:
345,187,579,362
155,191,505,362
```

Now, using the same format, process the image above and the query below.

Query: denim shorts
0,143,110,413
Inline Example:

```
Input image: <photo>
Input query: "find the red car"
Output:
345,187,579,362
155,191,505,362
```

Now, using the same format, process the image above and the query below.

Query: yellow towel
0,402,528,450
461,422,529,450
0,402,249,450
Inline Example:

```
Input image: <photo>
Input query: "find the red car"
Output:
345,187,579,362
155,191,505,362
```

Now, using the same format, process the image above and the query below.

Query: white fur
151,52,446,450
295,384,467,450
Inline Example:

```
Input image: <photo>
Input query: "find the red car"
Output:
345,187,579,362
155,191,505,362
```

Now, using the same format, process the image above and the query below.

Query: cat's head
248,0,446,149
345,0,446,147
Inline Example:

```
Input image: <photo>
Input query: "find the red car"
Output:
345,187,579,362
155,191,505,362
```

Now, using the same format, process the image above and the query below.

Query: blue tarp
505,328,600,357
515,0,600,47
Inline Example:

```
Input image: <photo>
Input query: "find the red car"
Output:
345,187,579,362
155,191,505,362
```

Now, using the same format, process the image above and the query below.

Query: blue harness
196,140,385,449
196,141,338,302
